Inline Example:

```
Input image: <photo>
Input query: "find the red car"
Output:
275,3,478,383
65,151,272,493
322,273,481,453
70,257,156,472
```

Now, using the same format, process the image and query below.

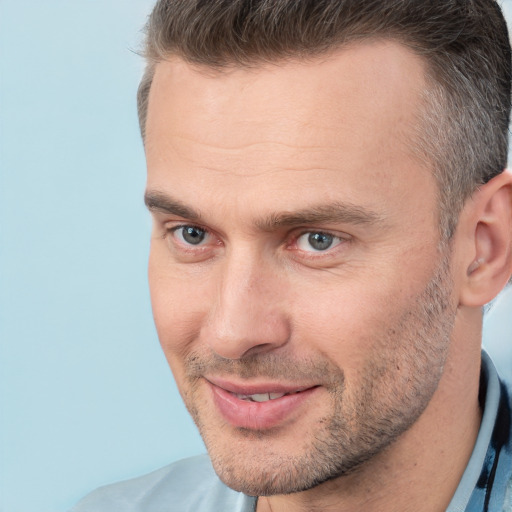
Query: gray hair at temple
137,0,511,239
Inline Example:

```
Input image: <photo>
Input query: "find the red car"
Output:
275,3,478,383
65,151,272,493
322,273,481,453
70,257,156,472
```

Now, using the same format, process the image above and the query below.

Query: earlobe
459,169,512,307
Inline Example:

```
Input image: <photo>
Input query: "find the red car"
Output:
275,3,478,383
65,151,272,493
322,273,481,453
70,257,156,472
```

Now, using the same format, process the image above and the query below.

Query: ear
458,169,512,307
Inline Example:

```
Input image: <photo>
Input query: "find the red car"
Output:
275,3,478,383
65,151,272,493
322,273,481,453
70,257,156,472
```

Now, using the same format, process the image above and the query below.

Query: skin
144,41,505,511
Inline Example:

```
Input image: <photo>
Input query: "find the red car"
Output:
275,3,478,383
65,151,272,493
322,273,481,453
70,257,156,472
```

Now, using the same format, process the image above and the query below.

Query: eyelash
294,231,344,253
164,225,215,254
164,224,348,259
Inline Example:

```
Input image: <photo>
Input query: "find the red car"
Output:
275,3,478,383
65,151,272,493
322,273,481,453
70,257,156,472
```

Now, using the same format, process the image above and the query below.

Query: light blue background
1,2,511,512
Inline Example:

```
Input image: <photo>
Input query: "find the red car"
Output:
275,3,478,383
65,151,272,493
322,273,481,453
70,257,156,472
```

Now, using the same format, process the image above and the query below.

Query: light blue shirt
71,352,512,512
484,285,512,385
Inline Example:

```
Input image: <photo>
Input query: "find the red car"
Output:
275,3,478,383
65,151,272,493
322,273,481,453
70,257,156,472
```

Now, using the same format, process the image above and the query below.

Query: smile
205,378,320,429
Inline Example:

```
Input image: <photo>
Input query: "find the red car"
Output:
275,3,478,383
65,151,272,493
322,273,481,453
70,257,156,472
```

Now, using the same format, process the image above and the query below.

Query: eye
296,231,342,252
173,225,208,246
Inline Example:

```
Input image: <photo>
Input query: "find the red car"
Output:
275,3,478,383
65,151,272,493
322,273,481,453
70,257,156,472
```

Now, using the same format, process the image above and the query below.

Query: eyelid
163,220,207,235
161,221,349,261
172,225,208,246
164,222,223,251
289,229,350,255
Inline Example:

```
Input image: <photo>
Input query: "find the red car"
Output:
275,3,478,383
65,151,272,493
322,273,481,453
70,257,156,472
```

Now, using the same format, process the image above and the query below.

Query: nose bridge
204,246,290,359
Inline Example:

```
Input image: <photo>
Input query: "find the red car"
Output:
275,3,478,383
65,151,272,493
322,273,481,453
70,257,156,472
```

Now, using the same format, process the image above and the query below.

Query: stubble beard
180,252,456,497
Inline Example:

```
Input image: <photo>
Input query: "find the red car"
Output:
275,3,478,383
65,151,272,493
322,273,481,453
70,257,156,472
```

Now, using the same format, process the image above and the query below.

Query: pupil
182,226,205,245
308,232,333,251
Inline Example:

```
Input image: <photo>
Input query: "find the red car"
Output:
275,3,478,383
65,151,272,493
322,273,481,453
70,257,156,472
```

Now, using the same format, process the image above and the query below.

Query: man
72,1,512,511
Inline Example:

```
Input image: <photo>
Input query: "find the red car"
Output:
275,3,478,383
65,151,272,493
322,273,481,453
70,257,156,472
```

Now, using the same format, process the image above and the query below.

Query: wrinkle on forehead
154,133,348,153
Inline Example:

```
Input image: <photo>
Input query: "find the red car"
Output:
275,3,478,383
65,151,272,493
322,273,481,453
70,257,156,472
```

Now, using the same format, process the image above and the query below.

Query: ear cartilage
467,258,485,275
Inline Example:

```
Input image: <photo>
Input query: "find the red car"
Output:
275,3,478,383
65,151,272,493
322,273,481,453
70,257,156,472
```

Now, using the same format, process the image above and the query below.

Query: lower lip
208,382,319,430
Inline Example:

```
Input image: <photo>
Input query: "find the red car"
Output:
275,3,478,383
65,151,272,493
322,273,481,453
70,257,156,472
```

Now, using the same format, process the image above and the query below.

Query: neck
257,311,483,512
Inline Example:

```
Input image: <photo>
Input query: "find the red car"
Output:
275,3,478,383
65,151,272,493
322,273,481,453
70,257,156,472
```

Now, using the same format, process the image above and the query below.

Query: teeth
250,393,272,402
235,392,288,402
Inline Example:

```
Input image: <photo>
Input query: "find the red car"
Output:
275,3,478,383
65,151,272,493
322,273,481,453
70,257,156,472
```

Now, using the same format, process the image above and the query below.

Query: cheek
148,248,212,367
290,275,418,375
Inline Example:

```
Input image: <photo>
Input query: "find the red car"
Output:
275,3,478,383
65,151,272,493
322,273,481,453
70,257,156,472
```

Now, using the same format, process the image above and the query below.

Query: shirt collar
447,350,512,511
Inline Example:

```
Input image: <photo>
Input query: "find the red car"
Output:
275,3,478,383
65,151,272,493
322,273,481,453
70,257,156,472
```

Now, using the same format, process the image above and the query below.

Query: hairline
138,35,435,138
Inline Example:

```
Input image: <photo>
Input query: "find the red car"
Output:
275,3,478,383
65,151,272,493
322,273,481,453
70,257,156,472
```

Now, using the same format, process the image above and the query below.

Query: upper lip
205,376,317,395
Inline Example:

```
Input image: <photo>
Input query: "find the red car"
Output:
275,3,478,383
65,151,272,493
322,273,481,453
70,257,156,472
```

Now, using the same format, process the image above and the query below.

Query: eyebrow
256,203,384,231
145,190,384,229
144,191,203,222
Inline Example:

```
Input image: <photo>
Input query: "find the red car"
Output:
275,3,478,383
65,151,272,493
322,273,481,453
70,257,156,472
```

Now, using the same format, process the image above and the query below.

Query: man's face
145,42,458,495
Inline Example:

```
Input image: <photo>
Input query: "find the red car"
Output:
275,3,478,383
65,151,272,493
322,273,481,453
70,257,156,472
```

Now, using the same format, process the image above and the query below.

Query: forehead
146,40,427,152
145,41,435,227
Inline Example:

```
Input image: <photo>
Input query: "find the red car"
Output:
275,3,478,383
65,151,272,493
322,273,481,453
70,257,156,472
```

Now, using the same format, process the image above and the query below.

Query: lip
205,376,320,430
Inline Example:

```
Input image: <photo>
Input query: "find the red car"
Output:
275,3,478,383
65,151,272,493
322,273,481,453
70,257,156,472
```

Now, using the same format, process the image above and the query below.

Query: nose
202,251,290,360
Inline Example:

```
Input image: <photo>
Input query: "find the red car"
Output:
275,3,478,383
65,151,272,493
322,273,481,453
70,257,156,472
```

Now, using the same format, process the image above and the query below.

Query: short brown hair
137,0,511,238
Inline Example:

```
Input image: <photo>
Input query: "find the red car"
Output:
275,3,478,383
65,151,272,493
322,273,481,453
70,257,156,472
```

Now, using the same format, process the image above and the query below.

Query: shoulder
70,454,255,512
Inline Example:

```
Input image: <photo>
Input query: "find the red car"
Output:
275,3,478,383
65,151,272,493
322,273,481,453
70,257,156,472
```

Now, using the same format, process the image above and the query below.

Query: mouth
205,377,320,430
